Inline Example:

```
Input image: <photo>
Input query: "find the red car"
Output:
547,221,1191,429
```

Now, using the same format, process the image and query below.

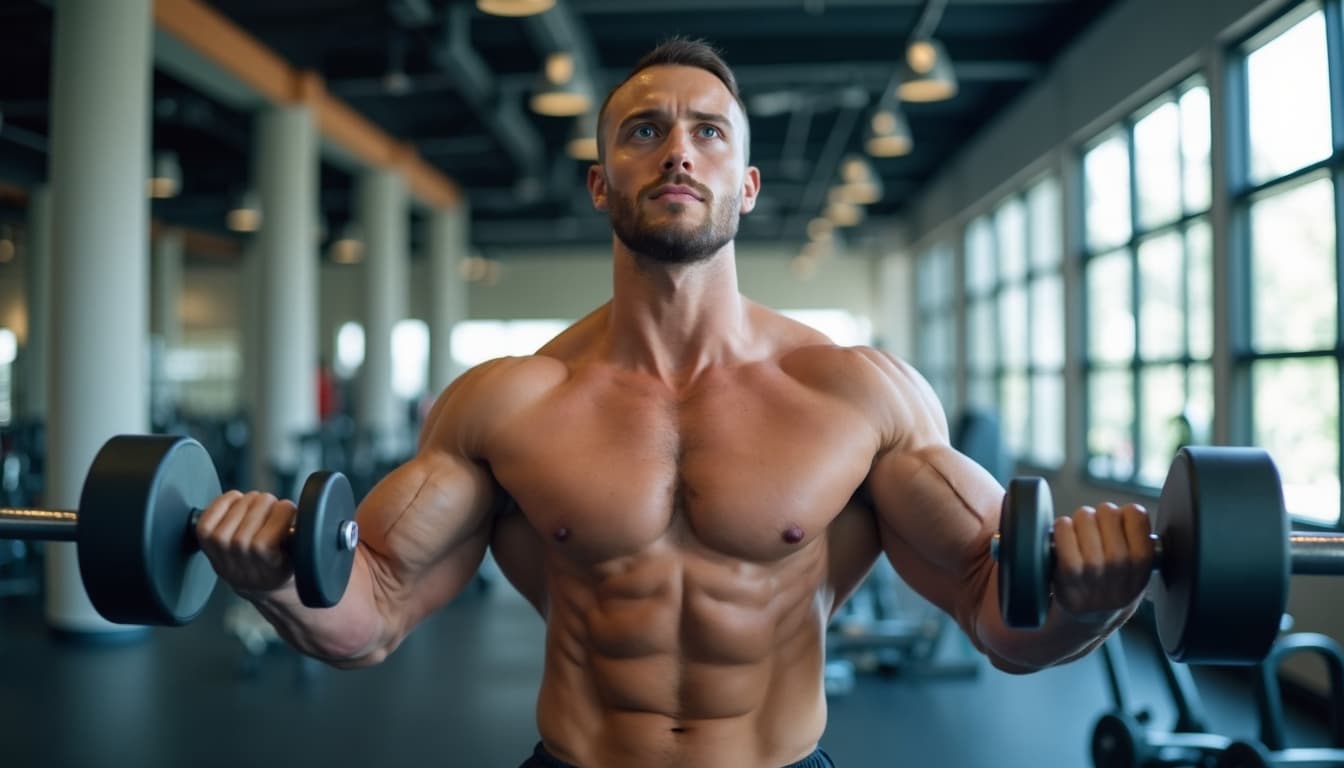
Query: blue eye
632,125,657,139
699,125,722,139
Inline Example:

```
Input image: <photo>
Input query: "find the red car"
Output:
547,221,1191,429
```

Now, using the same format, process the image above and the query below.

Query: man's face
588,65,760,264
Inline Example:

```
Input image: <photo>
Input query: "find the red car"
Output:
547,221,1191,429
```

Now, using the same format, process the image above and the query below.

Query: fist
1052,503,1155,621
196,490,297,596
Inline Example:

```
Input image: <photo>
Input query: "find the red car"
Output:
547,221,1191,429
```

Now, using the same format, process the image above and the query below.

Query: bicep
867,445,1003,633
357,447,497,626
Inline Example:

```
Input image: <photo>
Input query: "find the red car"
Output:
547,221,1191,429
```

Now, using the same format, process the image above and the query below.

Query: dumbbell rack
1091,618,1234,768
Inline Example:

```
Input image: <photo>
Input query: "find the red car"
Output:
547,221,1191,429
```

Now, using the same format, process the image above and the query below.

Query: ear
739,165,761,214
587,165,609,212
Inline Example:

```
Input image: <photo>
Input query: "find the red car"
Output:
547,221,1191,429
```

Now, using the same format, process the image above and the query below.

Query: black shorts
518,741,836,768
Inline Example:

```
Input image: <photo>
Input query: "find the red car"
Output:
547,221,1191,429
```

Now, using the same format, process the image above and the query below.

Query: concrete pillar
427,204,469,397
255,106,320,493
22,184,51,422
238,236,263,491
44,0,153,635
357,168,408,458
150,228,183,425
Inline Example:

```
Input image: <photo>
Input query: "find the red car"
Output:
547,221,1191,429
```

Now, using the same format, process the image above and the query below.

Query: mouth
649,185,705,203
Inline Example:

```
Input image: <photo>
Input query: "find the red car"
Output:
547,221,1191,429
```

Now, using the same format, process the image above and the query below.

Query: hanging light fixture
837,154,884,204
566,111,599,161
476,0,554,16
865,108,913,158
898,37,958,102
0,223,15,264
530,51,593,117
226,190,262,233
147,150,182,199
328,223,364,264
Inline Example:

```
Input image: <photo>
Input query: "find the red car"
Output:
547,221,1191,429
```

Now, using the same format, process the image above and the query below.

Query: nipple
782,525,805,544
554,526,571,543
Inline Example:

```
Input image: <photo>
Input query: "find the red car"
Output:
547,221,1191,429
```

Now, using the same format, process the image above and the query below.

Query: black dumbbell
0,434,359,625
994,446,1344,664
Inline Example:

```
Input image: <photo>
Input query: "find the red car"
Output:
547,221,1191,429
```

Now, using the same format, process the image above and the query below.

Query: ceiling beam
153,0,460,209
569,0,1071,12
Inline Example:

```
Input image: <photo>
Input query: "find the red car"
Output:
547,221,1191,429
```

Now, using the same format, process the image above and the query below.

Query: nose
660,128,694,174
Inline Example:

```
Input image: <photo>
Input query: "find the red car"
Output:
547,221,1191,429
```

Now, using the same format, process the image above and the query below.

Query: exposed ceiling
0,0,1120,257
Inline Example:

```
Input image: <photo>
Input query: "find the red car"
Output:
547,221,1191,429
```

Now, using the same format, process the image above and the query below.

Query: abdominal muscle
532,540,832,768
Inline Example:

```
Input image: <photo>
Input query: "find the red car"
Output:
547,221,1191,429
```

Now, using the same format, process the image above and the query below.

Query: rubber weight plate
1154,446,1287,664
78,435,220,625
999,477,1054,628
293,471,357,608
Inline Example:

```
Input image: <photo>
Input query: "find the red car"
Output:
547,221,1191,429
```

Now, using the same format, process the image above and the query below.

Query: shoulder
419,354,571,456
777,344,949,451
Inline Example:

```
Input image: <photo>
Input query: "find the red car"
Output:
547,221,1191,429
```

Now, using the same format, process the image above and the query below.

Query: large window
915,242,957,414
1234,2,1343,525
962,176,1065,468
1081,75,1214,488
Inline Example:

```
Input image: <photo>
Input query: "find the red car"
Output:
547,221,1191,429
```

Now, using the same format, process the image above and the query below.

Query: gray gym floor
0,573,1331,768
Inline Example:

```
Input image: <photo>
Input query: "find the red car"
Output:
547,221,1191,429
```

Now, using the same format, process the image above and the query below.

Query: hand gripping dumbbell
993,446,1344,664
0,434,359,625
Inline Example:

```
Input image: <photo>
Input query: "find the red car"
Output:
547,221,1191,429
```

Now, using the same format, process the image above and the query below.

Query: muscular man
198,38,1155,768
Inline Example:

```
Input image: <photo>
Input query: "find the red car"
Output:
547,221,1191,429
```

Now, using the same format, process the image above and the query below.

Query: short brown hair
595,37,750,164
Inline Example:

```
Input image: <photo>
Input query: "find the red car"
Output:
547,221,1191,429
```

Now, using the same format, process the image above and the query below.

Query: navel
782,524,805,544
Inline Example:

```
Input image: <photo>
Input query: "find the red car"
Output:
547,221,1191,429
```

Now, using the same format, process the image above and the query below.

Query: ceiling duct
433,3,544,180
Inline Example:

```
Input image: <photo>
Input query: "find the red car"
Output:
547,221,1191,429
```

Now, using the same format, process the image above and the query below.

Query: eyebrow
617,108,732,132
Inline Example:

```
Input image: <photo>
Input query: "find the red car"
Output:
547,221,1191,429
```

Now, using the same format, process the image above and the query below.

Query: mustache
640,173,711,201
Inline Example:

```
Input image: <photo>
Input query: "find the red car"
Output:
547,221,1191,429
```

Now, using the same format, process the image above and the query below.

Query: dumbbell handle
0,505,359,552
991,530,1344,575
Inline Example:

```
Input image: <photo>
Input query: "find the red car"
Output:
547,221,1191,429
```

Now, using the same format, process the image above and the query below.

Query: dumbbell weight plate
1154,446,1288,664
1214,740,1271,768
999,477,1053,627
77,435,221,625
293,471,357,608
1091,711,1152,768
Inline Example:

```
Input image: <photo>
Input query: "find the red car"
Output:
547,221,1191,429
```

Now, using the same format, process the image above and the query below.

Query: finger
215,492,276,549
1094,502,1128,568
196,490,245,538
231,494,278,554
1052,514,1083,583
255,500,298,565
1069,506,1104,579
1121,504,1154,581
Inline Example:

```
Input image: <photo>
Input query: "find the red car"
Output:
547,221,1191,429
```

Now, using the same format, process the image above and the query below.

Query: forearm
241,552,399,669
973,584,1138,673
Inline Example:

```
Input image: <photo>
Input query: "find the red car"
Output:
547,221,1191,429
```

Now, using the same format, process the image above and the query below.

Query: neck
605,238,747,385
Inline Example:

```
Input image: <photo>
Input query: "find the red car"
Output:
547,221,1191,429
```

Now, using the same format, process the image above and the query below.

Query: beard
607,173,741,265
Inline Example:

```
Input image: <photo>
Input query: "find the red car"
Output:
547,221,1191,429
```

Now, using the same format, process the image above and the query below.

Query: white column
357,168,408,458
22,184,52,422
255,106,320,493
427,204,469,397
44,0,153,635
239,236,264,490
150,228,183,425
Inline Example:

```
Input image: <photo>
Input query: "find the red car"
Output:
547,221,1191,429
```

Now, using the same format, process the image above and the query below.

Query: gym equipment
995,446,1344,664
1215,632,1344,768
0,434,359,625
1090,615,1232,768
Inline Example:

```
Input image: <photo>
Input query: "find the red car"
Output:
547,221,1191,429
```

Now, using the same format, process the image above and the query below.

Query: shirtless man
197,38,1156,768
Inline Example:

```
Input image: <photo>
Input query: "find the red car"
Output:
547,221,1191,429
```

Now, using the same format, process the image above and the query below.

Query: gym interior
1,0,1343,766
